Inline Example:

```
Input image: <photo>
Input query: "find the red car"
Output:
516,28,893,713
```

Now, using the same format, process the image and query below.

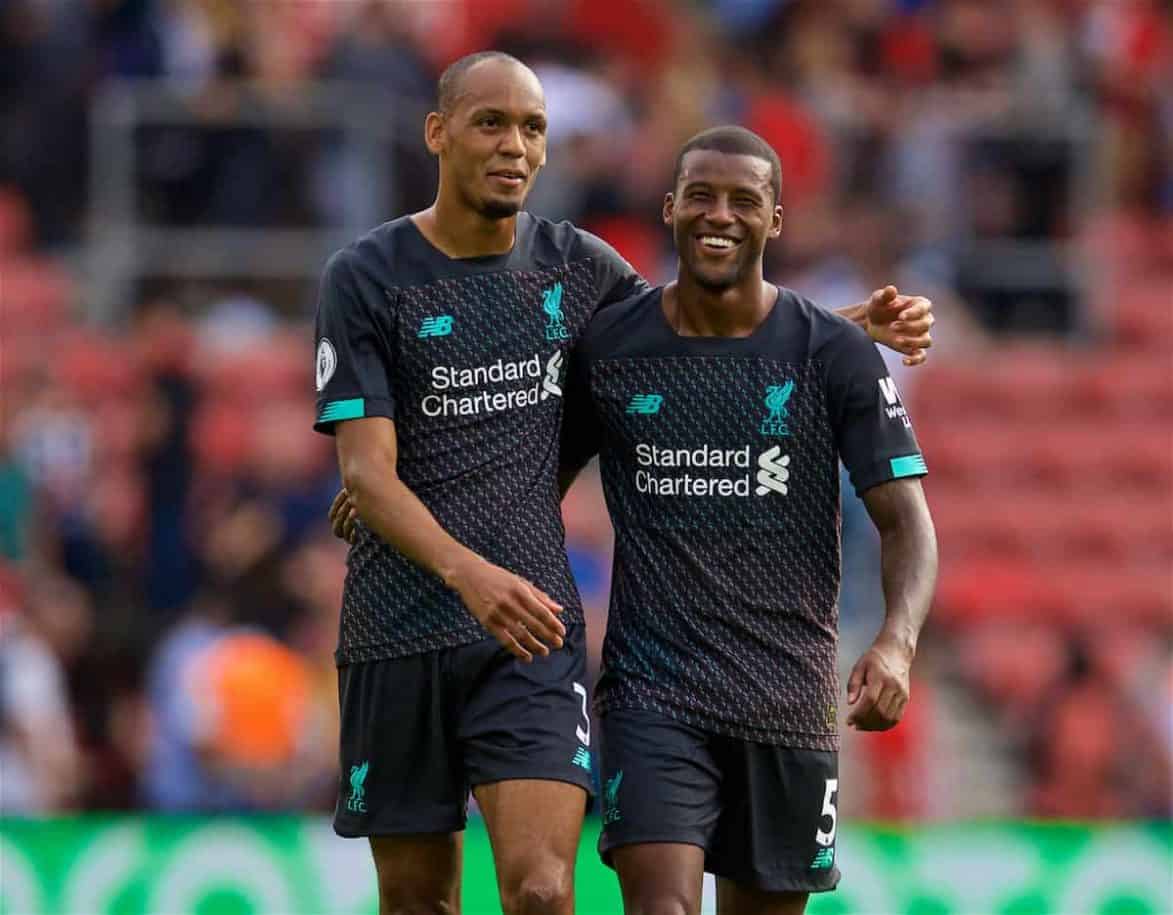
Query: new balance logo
418,315,453,338
571,747,592,772
755,446,790,496
626,394,663,415
810,847,835,870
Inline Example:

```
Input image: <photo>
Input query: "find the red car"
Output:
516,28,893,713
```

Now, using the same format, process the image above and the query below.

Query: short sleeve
825,325,927,496
559,345,601,473
579,230,652,311
313,249,397,434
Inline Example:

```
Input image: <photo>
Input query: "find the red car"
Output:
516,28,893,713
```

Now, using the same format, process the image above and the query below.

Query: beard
692,268,740,291
479,196,522,220
684,251,744,291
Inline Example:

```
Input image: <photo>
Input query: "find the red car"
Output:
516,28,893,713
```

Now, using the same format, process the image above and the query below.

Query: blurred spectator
0,573,88,812
1030,672,1171,819
0,426,34,562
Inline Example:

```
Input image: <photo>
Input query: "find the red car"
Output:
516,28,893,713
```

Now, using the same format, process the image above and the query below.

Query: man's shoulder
325,215,415,282
523,213,619,266
579,287,662,356
776,286,873,358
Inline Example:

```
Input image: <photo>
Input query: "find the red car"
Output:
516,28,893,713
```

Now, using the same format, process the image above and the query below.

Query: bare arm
335,416,565,660
846,477,938,730
865,477,938,654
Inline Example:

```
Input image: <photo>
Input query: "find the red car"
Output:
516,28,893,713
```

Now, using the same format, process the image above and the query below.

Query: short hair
673,126,782,202
436,51,531,115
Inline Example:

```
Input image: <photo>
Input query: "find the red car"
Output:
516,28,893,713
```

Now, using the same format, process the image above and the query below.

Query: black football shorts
598,707,841,893
333,624,595,837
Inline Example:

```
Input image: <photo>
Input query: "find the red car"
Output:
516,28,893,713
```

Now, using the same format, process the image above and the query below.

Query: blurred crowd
1,0,1170,820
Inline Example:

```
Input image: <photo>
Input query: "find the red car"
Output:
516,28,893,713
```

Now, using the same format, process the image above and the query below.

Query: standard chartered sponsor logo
755,445,790,495
541,350,563,399
422,350,562,417
634,443,789,497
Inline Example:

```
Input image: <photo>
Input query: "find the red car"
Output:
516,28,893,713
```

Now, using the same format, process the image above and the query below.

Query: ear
424,111,445,155
769,204,784,239
663,193,675,225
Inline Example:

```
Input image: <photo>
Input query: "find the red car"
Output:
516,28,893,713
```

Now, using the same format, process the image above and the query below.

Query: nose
497,124,525,158
705,196,735,227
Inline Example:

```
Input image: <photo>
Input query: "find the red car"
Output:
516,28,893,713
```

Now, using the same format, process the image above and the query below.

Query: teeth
700,236,735,248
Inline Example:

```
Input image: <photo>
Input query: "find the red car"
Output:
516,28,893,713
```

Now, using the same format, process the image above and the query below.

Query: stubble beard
480,197,522,219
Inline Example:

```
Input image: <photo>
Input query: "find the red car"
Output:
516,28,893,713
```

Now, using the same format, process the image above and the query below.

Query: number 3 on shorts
573,681,590,745
815,778,838,846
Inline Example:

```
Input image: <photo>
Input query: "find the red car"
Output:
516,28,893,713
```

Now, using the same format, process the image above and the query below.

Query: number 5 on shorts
815,778,838,846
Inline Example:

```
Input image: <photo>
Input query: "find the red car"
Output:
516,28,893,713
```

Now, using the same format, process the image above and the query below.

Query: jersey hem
595,693,839,751
336,607,586,665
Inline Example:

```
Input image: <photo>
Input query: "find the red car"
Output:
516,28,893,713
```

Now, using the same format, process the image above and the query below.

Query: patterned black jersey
563,287,927,749
313,212,646,664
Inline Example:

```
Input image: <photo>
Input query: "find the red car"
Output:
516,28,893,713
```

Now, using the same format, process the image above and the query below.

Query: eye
479,115,500,128
526,120,546,133
688,190,711,202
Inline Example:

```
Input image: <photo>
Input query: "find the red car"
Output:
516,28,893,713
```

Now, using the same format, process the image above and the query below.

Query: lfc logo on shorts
347,760,369,813
603,770,623,824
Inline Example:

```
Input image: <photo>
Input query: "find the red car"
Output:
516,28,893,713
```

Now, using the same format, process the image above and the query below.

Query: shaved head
437,51,535,115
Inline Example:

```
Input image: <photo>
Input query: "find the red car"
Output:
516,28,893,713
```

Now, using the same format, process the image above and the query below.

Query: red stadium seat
934,559,1064,624
935,555,1172,626
958,621,1068,708
1082,354,1173,418
1110,285,1173,349
911,363,990,422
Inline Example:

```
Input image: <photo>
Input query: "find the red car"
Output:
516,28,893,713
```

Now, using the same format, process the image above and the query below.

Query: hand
864,286,934,367
328,489,359,544
447,558,567,663
846,636,913,731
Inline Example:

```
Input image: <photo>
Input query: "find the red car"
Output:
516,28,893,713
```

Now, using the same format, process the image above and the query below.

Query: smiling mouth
696,234,741,252
488,171,526,188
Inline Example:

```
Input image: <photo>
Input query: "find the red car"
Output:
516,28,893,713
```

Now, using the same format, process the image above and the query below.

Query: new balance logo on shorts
810,847,835,870
571,747,592,772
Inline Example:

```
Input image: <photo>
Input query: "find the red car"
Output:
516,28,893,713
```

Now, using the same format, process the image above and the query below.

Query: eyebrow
468,107,547,124
681,179,766,199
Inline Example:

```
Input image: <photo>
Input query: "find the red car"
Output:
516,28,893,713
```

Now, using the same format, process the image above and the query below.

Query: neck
414,185,517,258
666,267,775,337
